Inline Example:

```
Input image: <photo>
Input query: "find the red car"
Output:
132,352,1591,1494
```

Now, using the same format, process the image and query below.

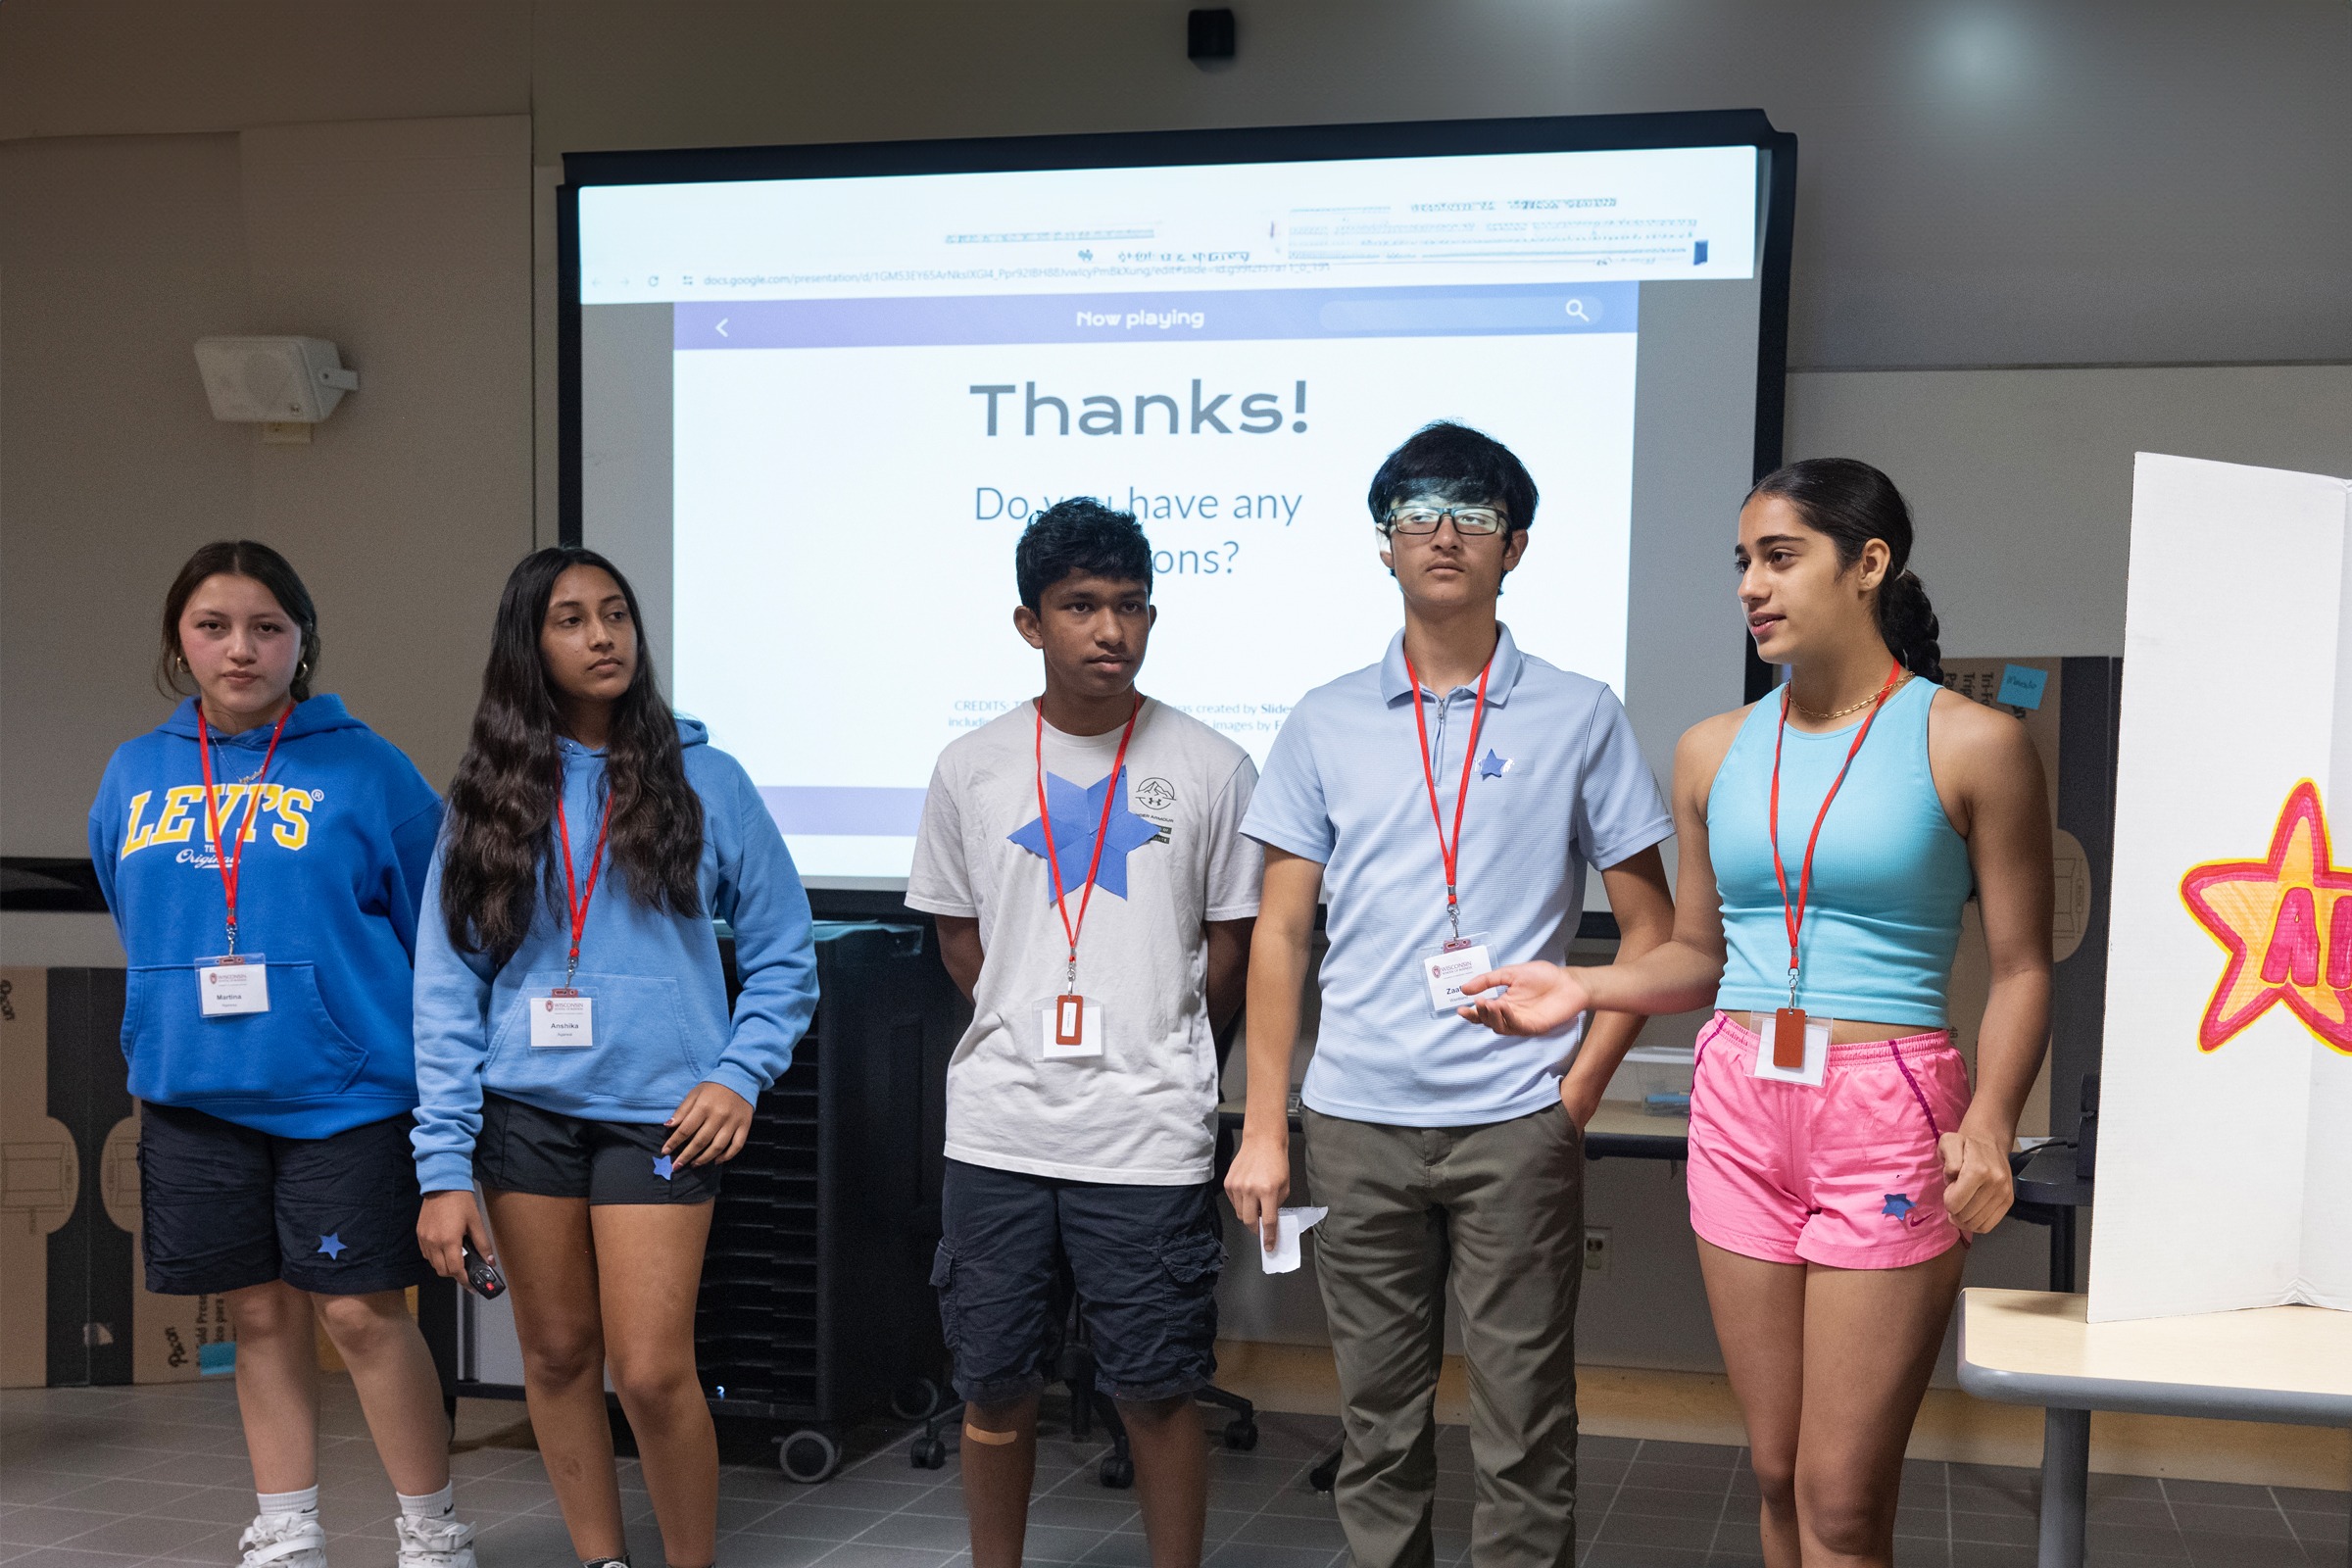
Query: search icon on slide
1564,298,1595,324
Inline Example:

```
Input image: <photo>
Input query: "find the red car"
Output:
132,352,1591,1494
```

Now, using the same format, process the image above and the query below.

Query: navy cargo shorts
933,1158,1226,1407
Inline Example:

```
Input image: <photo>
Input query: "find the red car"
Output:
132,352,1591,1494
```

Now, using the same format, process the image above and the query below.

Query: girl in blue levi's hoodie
89,541,474,1568
413,547,816,1568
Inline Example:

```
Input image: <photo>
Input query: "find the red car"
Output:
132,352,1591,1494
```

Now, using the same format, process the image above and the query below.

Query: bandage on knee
962,1422,1019,1446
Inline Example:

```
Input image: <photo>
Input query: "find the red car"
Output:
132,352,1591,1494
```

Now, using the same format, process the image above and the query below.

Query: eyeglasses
1382,504,1511,537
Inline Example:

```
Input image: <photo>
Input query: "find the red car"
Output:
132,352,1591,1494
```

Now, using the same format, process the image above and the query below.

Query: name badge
1418,934,1494,1018
531,990,594,1049
1039,997,1104,1059
197,954,270,1017
1750,1011,1832,1087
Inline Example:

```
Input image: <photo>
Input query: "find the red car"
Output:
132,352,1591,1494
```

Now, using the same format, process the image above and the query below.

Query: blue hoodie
88,695,444,1139
410,718,818,1194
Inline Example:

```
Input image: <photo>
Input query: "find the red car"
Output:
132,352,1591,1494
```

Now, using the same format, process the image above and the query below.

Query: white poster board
2087,454,2352,1323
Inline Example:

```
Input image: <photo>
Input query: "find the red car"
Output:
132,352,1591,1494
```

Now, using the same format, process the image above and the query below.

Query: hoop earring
171,653,187,674
296,660,311,681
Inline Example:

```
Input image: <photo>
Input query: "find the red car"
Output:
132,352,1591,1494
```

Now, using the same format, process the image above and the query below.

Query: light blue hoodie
410,717,817,1194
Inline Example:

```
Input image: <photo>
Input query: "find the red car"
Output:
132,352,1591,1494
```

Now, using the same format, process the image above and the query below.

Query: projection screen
564,112,1795,898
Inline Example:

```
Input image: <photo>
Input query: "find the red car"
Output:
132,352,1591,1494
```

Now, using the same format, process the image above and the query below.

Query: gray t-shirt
906,699,1262,1184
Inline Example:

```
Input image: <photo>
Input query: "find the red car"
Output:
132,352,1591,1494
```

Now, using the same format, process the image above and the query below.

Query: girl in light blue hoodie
413,547,816,1568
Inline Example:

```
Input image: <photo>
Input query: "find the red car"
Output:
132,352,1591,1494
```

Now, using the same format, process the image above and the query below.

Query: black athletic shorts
137,1102,435,1298
933,1159,1225,1407
473,1091,723,1204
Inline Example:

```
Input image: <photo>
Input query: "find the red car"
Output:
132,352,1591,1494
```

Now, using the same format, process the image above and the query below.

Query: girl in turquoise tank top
1459,460,2053,1568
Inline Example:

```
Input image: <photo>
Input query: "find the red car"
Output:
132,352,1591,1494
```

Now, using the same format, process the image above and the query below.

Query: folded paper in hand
1260,1206,1329,1274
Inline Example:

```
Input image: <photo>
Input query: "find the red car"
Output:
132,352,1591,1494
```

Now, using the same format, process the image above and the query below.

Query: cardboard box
1,967,74,1388
0,966,233,1385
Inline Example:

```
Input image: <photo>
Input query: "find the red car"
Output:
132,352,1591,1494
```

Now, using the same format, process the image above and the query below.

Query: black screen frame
558,109,1797,922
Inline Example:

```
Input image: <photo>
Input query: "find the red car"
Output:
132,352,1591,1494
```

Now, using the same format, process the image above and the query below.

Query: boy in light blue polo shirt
1225,422,1675,1568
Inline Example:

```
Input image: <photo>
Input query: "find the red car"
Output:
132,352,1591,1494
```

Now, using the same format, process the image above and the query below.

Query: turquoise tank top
1707,676,1973,1028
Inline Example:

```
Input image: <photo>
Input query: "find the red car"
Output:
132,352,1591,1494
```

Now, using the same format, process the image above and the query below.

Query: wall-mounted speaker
192,336,360,423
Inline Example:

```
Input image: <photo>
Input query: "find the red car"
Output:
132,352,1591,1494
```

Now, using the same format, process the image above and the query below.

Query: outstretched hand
1455,962,1592,1036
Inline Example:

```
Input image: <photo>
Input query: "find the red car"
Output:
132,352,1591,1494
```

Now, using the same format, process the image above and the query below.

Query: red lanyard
1034,696,1142,992
195,705,291,954
1403,651,1494,943
554,788,614,988
1768,660,1904,1005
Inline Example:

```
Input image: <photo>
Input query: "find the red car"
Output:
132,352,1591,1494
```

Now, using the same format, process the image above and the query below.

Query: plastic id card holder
1751,1012,1831,1087
529,990,595,1049
1418,934,1494,1018
196,954,270,1017
1037,996,1104,1059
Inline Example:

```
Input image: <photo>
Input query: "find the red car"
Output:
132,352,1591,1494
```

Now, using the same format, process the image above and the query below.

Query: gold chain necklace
1788,672,1907,723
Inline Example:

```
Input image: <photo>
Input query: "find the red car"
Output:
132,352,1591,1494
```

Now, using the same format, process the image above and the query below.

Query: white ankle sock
396,1484,454,1520
256,1487,318,1517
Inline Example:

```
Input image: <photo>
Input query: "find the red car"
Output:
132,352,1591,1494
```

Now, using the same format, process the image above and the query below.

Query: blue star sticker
317,1233,347,1260
1007,766,1162,903
1880,1193,1916,1220
1478,749,1510,779
653,1154,675,1181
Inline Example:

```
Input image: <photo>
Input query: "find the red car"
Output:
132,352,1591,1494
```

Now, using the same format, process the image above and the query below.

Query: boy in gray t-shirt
906,498,1260,1568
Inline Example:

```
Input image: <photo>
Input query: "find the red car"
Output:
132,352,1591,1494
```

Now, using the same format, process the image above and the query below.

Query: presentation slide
575,137,1773,887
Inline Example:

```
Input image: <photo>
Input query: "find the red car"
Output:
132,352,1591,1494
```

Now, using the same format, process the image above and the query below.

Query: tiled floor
1,1381,2344,1568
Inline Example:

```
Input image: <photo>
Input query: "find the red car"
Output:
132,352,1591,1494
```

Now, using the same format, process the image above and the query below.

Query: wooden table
1956,1288,2352,1567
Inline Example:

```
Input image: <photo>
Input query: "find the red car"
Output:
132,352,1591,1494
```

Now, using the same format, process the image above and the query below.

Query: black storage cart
703,918,962,1479
453,918,965,1482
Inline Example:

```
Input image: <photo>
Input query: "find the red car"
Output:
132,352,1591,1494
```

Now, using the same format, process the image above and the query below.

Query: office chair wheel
891,1377,944,1421
1223,1417,1258,1451
778,1428,842,1484
1098,1453,1136,1489
908,1435,948,1470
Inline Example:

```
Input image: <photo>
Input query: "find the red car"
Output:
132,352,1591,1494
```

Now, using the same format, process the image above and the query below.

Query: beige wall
1786,366,2352,659
1,117,532,862
2,1,2346,369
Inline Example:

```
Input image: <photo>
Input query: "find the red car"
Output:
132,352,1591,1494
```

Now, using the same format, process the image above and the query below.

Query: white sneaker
238,1513,326,1568
393,1513,477,1568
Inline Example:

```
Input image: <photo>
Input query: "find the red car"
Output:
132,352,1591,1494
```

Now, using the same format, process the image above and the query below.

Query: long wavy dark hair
439,547,704,965
1748,458,1944,683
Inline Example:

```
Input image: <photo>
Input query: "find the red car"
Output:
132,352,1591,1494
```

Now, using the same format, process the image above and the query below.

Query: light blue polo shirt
1243,624,1672,1127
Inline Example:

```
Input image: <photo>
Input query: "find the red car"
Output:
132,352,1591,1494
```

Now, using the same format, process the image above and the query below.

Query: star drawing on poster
2180,779,2352,1056
1007,766,1162,903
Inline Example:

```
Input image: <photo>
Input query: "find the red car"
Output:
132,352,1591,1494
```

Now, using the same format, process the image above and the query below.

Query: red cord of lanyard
1035,696,1142,992
555,788,614,989
196,705,291,956
1768,658,1905,1009
1403,652,1494,943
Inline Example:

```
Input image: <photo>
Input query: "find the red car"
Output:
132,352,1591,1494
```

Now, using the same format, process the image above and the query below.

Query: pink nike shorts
1685,1011,1972,1270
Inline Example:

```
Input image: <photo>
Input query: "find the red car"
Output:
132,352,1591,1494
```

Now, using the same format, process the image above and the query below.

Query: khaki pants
1303,1102,1585,1568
